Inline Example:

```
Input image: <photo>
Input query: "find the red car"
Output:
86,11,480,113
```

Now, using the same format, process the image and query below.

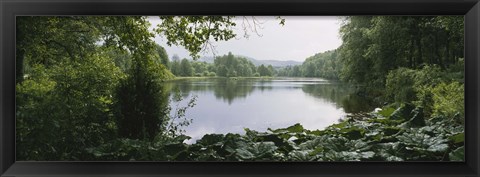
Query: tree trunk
409,37,415,68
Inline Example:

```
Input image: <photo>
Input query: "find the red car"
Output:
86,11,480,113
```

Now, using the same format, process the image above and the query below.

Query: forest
169,52,275,77
16,16,464,161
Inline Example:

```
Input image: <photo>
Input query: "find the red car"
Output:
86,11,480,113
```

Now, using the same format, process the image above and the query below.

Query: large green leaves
448,146,464,161
235,142,278,161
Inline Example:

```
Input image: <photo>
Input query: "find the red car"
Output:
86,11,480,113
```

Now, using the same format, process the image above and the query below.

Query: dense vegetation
170,52,275,77
16,16,238,160
87,104,464,161
277,50,340,79
280,16,464,122
16,16,464,161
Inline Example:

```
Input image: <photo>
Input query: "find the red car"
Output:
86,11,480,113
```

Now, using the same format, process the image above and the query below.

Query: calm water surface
165,77,375,143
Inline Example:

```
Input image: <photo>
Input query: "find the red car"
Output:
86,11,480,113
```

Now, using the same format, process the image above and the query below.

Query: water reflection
163,78,377,142
300,82,377,113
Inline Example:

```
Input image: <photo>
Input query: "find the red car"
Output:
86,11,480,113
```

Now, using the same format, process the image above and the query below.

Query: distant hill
197,55,302,67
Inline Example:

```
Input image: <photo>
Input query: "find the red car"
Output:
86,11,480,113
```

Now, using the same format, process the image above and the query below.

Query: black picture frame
1,0,479,176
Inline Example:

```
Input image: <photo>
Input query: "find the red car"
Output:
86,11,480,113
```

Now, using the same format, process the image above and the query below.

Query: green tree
16,54,125,160
338,16,374,85
180,59,193,76
154,44,170,69
16,16,245,160
213,52,256,77
257,64,272,76
217,65,228,77
338,16,464,87
191,61,209,75
267,65,276,76
115,56,172,140
171,60,181,76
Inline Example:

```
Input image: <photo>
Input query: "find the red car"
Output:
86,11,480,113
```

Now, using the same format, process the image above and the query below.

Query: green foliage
430,82,464,121
214,52,257,77
16,16,464,163
282,50,341,79
154,44,170,69
191,61,209,75
338,16,464,87
385,65,464,122
257,64,273,77
180,59,194,76
114,54,172,140
385,68,417,103
86,103,463,161
16,54,124,160
449,146,464,161
155,16,237,59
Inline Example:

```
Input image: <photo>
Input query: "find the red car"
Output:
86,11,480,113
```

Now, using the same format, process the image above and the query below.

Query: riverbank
86,103,464,161
169,76,275,80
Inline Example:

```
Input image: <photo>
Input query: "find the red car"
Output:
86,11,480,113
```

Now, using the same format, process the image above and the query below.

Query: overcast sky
148,16,342,62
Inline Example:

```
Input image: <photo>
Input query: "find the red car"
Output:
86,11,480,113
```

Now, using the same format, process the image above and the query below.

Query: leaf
426,143,449,153
172,135,191,143
383,126,401,136
408,107,426,127
449,146,464,161
269,123,304,134
256,134,293,152
448,133,464,144
299,136,326,150
164,143,187,157
378,107,396,117
397,129,449,154
288,150,317,161
376,142,405,161
390,104,415,121
197,134,224,146
235,142,278,161
340,126,364,140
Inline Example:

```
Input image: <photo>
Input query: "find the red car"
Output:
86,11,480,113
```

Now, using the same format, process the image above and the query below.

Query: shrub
386,65,463,123
431,82,464,122
385,67,417,103
16,54,124,160
207,72,216,77
202,71,210,77
114,57,170,141
386,65,452,103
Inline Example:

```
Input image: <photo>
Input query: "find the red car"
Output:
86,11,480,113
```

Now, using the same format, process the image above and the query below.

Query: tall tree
180,59,193,76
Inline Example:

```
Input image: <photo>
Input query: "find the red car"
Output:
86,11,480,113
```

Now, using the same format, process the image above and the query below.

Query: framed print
1,0,479,176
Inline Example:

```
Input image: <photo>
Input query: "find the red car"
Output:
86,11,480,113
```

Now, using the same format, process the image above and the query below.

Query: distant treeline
277,50,340,80
168,52,276,77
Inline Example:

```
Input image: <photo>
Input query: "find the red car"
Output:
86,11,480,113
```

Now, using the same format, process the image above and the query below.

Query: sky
148,16,342,62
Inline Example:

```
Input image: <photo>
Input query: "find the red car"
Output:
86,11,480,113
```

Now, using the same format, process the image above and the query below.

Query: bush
386,65,463,123
207,72,216,77
16,54,124,160
386,65,449,103
202,71,210,77
431,82,464,122
114,57,170,141
385,67,417,103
